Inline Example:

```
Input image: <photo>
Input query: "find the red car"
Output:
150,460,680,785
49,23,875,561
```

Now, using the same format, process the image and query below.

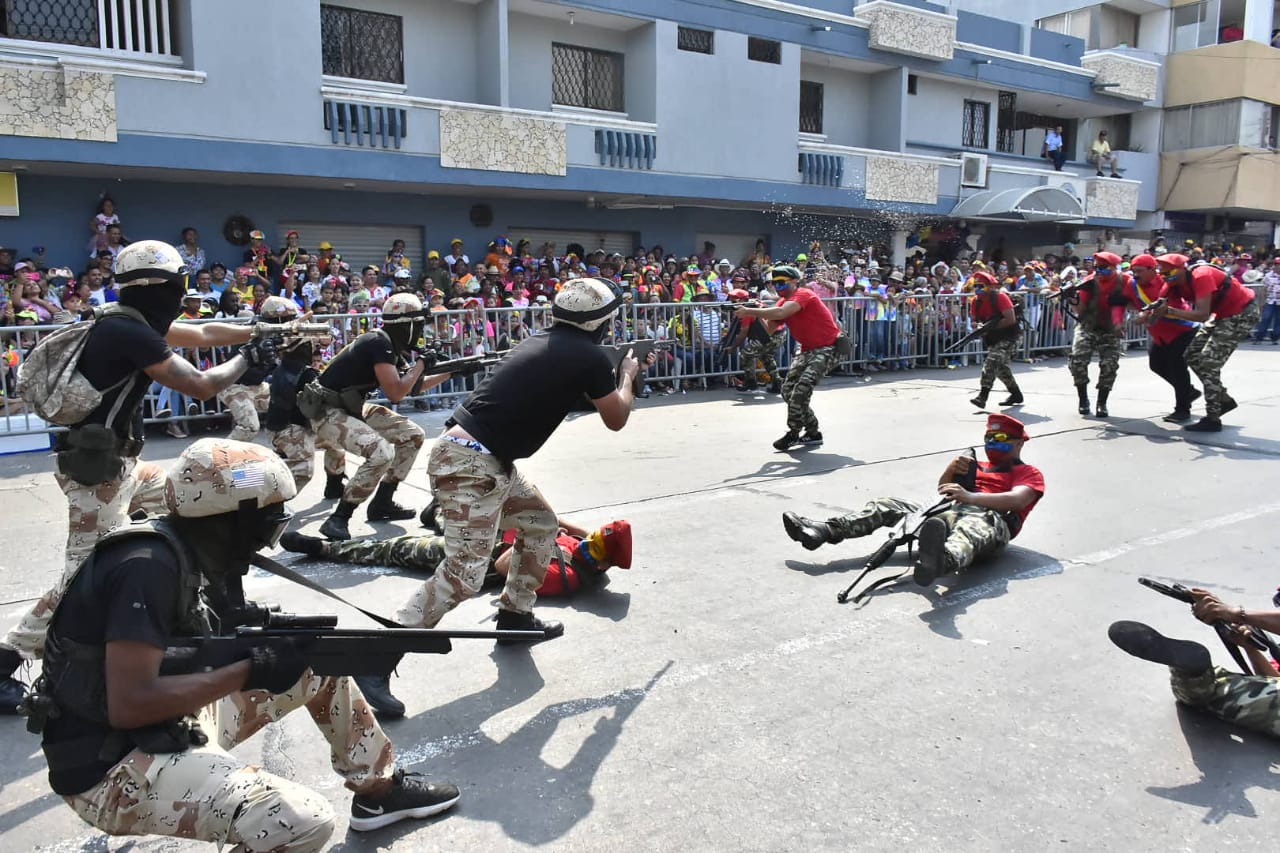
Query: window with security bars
962,100,990,149
799,81,824,135
552,43,625,112
747,37,781,64
677,26,714,54
0,0,177,54
995,91,1016,153
321,4,404,85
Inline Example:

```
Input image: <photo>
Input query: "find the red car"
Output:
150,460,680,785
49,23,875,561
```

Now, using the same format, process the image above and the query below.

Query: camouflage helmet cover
166,438,297,518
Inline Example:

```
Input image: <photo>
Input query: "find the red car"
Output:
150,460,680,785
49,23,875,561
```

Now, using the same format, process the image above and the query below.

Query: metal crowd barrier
0,287,1264,442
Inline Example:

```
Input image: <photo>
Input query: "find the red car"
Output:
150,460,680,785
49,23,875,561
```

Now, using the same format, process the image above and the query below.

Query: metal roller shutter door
506,227,636,257
276,222,425,273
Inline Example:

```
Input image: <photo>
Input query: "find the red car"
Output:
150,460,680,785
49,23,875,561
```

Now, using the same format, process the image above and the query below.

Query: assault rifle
1138,297,1167,316
251,321,333,341
1138,577,1280,675
715,301,763,311
944,318,1003,353
836,448,978,604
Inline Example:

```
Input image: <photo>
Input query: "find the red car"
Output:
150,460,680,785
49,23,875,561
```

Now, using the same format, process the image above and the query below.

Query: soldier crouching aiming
782,414,1044,585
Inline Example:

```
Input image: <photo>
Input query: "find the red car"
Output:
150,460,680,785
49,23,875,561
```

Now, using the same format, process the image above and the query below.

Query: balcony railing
324,99,408,149
0,0,176,57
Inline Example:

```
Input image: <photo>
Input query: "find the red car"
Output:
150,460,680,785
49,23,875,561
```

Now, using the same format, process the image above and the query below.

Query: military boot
767,379,782,395
353,675,405,719
495,609,564,645
419,498,441,533
782,512,840,551
1095,389,1110,418
1107,621,1211,675
1184,416,1222,433
999,386,1024,406
280,531,326,558
969,390,989,410
912,517,954,586
1076,384,1090,415
320,500,358,541
367,482,415,522
323,472,347,500
0,646,25,715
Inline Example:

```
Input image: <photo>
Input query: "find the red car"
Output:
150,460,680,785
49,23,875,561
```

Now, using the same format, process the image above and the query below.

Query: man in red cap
1152,253,1259,431
1125,254,1200,422
782,414,1044,585
1067,251,1131,417
967,270,1024,410
280,518,632,605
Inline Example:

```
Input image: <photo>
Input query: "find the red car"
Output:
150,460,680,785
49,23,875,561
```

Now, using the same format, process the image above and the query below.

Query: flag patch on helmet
231,464,267,489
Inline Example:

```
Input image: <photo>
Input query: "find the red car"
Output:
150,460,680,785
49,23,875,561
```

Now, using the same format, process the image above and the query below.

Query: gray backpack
18,304,148,426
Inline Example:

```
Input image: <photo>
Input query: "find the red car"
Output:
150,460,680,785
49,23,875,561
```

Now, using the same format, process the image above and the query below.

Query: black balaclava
119,279,185,335
384,320,416,357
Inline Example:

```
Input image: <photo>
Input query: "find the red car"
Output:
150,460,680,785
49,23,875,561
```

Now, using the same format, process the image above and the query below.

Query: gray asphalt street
1,348,1278,852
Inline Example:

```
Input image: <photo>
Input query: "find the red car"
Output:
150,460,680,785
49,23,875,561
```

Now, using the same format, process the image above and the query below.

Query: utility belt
40,716,208,769
296,381,367,421
53,424,143,487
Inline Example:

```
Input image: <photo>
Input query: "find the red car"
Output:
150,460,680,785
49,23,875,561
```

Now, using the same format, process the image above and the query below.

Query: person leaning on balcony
1088,130,1121,178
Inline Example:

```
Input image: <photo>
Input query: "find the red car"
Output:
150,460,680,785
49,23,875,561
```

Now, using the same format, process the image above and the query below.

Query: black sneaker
350,768,460,832
353,675,405,719
495,608,564,646
1184,417,1222,433
773,431,801,451
913,517,951,586
1161,410,1192,423
1107,621,1211,674
799,431,823,445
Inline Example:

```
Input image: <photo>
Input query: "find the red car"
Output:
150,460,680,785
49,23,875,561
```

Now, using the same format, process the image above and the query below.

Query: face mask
984,431,1017,466
1095,267,1115,277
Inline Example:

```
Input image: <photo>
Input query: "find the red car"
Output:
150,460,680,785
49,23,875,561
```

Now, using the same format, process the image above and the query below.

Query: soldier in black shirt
0,240,277,714
34,439,460,848
364,278,654,717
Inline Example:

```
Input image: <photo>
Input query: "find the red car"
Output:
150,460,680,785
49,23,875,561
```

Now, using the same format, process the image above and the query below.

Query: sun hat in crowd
427,250,440,259
1242,269,1264,284
249,230,265,240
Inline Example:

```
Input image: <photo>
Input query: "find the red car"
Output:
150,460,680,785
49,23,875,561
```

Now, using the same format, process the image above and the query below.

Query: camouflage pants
741,335,780,385
217,382,270,443
270,425,347,493
324,533,447,574
783,345,836,434
311,404,425,503
396,440,557,627
978,337,1020,394
1185,300,1260,418
64,672,395,851
4,456,167,658
828,498,1009,572
1068,325,1124,391
1170,665,1280,738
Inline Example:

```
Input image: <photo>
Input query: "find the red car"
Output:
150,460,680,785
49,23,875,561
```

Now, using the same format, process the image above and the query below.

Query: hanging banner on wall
0,173,17,217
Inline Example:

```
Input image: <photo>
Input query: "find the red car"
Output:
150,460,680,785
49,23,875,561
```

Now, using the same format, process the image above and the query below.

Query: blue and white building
0,0,1169,270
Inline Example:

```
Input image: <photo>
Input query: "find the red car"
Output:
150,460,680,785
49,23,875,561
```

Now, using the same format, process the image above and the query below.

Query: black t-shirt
42,537,183,795
319,330,395,392
78,315,172,440
452,326,616,462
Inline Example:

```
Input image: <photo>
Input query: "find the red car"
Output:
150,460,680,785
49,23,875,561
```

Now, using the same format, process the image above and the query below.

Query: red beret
600,520,632,569
986,413,1029,440
1130,254,1157,269
1093,252,1123,267
971,270,998,287
1156,253,1189,269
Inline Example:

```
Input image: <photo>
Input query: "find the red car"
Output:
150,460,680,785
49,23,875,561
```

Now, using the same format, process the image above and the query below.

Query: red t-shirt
1130,274,1194,346
499,531,583,595
1180,265,1256,319
975,461,1045,537
778,287,840,351
969,289,1013,322
1076,273,1130,327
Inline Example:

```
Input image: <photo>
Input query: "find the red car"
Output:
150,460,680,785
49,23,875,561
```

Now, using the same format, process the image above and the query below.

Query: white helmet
382,292,424,324
259,295,300,321
552,277,622,333
165,438,297,519
114,240,188,288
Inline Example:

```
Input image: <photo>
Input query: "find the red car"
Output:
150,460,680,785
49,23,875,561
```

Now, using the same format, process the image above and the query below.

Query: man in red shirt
1153,254,1260,431
782,414,1045,585
1123,254,1200,422
736,265,841,450
967,271,1024,410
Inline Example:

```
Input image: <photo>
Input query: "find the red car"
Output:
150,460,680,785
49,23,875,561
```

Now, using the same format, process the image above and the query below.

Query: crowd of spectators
2,196,1277,417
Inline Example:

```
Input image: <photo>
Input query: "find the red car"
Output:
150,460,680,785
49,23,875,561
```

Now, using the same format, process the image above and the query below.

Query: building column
1243,0,1274,43
891,228,911,269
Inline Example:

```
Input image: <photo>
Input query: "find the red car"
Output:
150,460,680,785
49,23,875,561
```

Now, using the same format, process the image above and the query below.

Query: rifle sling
249,553,402,629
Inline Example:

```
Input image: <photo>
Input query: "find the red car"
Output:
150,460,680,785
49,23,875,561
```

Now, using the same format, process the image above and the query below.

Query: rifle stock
944,318,1001,352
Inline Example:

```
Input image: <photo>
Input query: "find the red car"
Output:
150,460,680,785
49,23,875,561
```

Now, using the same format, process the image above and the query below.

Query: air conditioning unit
957,152,988,188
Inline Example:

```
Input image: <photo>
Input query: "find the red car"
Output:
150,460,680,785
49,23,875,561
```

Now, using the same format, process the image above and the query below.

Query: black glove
243,639,309,694
240,337,278,369
1107,290,1131,307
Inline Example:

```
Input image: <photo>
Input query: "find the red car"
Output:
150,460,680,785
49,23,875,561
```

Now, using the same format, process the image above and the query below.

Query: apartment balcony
855,0,957,62
1165,40,1280,107
1159,148,1280,218
1081,50,1160,103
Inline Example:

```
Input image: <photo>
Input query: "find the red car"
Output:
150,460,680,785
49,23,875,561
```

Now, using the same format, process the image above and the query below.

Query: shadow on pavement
1144,703,1280,824
721,449,861,485
0,732,62,835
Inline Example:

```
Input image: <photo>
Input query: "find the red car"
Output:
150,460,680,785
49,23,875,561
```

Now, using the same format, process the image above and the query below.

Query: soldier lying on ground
781,414,1044,585
282,518,632,606
1110,591,1280,738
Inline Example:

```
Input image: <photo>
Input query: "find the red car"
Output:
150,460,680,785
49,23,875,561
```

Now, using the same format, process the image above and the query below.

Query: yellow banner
0,173,17,217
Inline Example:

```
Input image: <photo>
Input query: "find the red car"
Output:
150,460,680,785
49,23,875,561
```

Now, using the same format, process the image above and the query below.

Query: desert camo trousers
783,345,836,434
217,382,270,443
4,456,167,659
1185,300,1260,418
396,440,557,627
1171,665,1280,738
270,425,347,492
64,672,395,852
310,404,425,503
1068,325,1124,392
825,498,1011,571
